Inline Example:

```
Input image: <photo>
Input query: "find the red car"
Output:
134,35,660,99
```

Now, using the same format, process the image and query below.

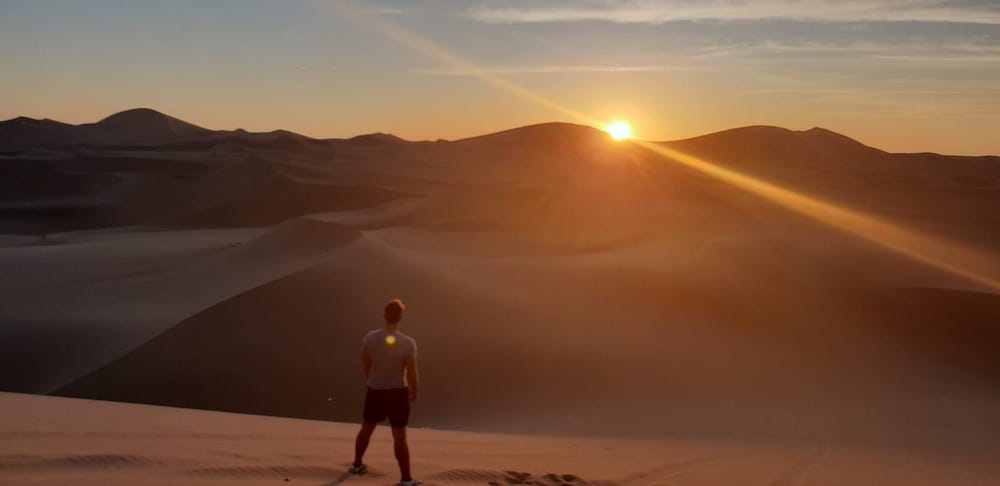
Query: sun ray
631,140,1000,290
322,0,1000,292
324,1,598,127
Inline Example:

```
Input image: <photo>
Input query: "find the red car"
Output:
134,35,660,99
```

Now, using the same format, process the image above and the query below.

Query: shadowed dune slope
151,158,416,228
0,154,415,233
56,217,1000,444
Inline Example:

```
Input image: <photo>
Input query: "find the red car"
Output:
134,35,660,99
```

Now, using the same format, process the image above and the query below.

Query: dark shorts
363,387,410,428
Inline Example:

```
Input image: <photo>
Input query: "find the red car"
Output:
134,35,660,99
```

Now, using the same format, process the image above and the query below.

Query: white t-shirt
363,329,417,390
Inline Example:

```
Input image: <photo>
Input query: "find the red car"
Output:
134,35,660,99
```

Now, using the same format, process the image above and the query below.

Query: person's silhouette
350,299,420,486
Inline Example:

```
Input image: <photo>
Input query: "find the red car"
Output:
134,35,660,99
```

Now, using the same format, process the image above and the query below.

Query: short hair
384,299,405,324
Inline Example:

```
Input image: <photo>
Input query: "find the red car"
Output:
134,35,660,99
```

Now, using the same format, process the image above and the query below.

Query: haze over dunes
2,108,999,484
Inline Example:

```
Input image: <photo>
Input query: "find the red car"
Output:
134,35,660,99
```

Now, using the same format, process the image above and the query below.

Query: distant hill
455,122,606,146
8,108,993,161
344,132,409,145
93,107,211,141
0,108,329,152
664,125,887,165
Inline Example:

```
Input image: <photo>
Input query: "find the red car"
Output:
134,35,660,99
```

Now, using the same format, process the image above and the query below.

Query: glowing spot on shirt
385,335,397,346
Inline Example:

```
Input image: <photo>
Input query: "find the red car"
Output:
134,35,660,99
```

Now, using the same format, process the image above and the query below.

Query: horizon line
4,106,998,157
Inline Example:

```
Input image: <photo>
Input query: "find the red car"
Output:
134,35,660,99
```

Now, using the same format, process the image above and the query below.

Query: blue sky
2,0,998,154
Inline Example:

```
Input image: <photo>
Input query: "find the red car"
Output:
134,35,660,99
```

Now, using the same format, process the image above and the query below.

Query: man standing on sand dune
350,299,420,486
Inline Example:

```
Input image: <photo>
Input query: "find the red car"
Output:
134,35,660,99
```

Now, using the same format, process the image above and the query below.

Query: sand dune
50,219,1000,443
0,108,212,150
2,109,1000,483
152,157,414,228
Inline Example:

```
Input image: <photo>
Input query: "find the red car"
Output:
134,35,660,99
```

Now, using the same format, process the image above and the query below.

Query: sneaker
349,463,367,475
399,480,420,486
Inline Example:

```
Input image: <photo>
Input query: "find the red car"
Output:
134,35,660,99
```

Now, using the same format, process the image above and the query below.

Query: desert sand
4,392,1000,485
2,109,999,483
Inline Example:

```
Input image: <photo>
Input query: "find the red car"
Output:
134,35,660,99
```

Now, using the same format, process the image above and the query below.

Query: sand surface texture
3,392,999,486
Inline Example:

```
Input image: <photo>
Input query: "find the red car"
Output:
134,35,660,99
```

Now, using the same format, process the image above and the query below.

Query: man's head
384,299,405,325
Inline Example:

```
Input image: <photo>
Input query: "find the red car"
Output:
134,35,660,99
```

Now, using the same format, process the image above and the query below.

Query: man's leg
391,426,411,482
353,422,377,467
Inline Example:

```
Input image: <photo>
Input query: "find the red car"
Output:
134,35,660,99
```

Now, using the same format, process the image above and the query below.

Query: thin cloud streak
680,39,1000,66
468,1,1000,25
412,64,714,76
743,87,1000,96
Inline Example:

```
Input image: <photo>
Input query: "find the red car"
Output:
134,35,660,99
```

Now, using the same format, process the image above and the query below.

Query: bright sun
605,121,633,140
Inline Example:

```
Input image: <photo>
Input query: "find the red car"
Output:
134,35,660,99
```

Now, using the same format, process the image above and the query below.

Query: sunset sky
2,0,999,155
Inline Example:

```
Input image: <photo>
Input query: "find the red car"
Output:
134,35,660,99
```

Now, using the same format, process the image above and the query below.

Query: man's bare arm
362,348,372,379
405,356,419,402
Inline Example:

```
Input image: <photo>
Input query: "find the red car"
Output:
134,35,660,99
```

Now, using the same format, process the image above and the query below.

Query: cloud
467,1,1000,25
411,64,713,76
363,7,407,15
680,39,1000,65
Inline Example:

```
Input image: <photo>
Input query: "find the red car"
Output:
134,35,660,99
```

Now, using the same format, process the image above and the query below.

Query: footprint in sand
431,468,585,486
504,471,584,486
503,470,534,484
